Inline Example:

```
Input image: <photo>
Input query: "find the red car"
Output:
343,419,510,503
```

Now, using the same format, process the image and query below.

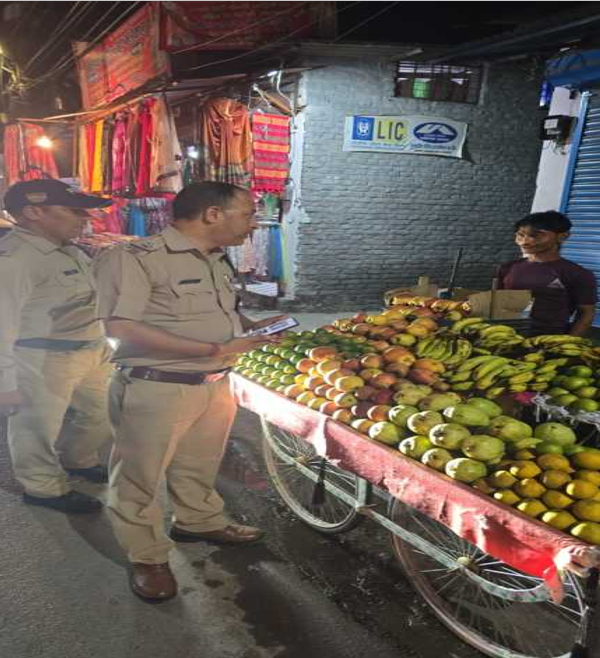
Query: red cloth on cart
251,113,290,195
231,374,600,597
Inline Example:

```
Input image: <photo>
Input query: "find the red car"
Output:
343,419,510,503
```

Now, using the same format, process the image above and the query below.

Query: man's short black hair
514,211,572,233
172,181,248,220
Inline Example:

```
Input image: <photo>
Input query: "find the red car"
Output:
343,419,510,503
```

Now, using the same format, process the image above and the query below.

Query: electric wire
31,2,127,81
23,1,99,73
25,2,142,89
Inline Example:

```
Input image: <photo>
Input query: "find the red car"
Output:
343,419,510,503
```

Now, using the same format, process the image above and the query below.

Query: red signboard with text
76,3,169,110
159,1,317,52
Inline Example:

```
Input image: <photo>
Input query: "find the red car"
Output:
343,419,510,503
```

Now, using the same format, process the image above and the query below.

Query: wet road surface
0,410,481,658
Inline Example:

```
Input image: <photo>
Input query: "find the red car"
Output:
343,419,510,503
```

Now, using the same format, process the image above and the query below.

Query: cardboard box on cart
384,277,532,320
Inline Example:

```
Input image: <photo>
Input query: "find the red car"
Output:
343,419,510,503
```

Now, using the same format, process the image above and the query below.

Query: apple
297,358,317,373
369,422,402,445
306,376,326,391
406,323,430,338
360,368,384,382
378,328,398,341
309,347,339,362
370,389,395,406
324,368,353,386
360,354,384,369
412,358,446,374
382,346,414,363
411,316,438,331
351,419,375,434
316,359,343,376
325,387,340,401
335,375,366,392
352,323,371,335
314,384,331,398
354,385,376,400
390,333,417,347
351,402,374,418
371,373,398,389
352,312,368,323
411,308,436,319
307,397,328,410
284,384,304,399
367,405,393,422
407,368,439,386
342,358,361,372
319,401,339,415
384,362,410,376
388,320,409,331
370,340,391,352
332,409,353,424
333,392,358,409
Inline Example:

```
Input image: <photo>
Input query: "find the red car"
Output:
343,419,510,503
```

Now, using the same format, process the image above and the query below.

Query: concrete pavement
0,310,482,658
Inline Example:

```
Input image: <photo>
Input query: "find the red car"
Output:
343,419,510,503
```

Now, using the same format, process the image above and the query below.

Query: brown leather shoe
130,563,178,602
170,524,264,545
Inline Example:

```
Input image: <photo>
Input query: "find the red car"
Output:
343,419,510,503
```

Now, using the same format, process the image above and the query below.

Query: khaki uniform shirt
93,225,242,372
0,227,103,393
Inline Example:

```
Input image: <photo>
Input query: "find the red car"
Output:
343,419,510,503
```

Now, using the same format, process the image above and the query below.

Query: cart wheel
388,498,585,658
262,417,362,534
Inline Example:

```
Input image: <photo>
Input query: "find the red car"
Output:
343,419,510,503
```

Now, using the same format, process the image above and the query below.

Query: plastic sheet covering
232,374,600,596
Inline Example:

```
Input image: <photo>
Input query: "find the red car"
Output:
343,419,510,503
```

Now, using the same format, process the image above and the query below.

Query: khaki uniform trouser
108,371,237,564
8,343,113,497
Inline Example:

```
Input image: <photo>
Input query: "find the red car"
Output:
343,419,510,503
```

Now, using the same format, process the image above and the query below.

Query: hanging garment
101,119,114,194
127,205,147,237
149,96,183,194
111,112,129,195
268,224,283,281
125,105,141,195
90,120,105,193
199,97,252,187
251,113,290,195
135,99,155,196
77,124,90,193
3,123,59,186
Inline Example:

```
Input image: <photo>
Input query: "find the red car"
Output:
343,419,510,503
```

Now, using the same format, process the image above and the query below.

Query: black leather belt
15,338,101,351
117,366,231,386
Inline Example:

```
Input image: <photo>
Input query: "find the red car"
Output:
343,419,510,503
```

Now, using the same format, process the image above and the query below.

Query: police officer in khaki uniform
0,179,113,514
93,182,282,602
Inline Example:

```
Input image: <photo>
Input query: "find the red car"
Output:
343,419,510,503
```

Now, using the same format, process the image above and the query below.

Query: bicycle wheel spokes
388,500,584,658
262,418,361,534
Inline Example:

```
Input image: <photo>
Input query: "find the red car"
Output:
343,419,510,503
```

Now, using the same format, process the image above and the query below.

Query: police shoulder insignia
125,236,162,253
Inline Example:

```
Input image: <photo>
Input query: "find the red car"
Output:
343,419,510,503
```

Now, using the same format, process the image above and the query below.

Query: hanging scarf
251,113,290,195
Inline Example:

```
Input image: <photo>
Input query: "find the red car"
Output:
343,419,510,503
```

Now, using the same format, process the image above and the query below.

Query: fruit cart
232,373,600,658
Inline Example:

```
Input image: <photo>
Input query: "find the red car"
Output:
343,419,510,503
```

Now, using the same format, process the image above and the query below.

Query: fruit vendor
498,211,597,336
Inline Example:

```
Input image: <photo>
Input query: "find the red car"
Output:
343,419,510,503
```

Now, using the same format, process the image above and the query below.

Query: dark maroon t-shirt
498,258,597,333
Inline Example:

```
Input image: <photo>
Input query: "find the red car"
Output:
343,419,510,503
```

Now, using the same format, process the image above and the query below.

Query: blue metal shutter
560,91,600,326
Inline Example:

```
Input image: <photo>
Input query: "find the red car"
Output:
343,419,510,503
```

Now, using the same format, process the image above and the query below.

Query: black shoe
65,465,109,484
23,490,103,514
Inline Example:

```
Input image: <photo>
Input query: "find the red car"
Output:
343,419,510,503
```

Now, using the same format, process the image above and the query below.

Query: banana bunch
444,354,568,397
582,347,600,368
522,335,593,357
415,335,473,365
450,318,524,354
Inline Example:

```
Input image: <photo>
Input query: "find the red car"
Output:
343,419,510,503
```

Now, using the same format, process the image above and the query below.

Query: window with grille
395,62,482,104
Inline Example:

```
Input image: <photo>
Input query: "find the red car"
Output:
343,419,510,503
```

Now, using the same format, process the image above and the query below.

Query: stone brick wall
285,55,542,311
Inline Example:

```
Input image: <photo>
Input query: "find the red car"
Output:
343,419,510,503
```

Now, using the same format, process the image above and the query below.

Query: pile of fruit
545,365,600,415
233,307,600,544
